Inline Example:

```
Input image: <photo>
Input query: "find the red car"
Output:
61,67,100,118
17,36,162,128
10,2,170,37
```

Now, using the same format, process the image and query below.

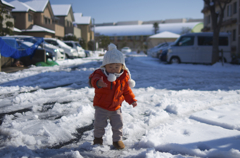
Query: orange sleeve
123,83,137,105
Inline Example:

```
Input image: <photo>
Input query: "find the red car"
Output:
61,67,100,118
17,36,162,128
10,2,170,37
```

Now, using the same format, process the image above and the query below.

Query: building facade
9,0,64,38
51,4,81,39
201,0,239,57
73,13,94,49
95,19,203,52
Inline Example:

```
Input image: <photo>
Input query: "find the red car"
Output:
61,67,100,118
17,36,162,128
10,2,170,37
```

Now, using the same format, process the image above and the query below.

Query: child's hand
132,102,137,108
97,76,107,88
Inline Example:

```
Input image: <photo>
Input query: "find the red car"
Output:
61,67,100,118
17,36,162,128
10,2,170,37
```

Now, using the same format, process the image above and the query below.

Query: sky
49,0,205,24
0,50,240,157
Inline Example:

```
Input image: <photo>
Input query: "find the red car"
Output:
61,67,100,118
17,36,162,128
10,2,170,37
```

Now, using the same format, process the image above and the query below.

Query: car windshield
65,42,74,48
16,41,31,50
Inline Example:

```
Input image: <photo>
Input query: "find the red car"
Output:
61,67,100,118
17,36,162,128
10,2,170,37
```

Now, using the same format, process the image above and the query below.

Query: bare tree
0,5,14,36
203,0,231,64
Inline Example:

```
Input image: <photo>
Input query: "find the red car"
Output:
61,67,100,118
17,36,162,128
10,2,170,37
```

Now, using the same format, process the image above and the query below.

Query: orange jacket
89,69,137,111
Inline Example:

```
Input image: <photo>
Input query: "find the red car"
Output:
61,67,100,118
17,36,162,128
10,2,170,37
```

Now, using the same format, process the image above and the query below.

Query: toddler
89,43,137,149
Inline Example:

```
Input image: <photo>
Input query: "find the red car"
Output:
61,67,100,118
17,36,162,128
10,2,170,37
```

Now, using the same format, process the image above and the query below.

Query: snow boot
113,141,125,149
93,137,103,145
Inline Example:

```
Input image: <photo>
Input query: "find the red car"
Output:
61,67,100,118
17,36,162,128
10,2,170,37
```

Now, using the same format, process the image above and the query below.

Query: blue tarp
0,37,44,59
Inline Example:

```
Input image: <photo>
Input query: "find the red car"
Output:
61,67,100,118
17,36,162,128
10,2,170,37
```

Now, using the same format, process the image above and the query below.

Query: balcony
221,18,237,26
65,27,81,39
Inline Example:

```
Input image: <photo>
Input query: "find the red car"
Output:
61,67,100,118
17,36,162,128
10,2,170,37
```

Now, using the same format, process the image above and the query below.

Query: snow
24,0,48,12
2,0,14,8
0,51,240,158
73,13,91,25
149,31,180,39
52,4,71,16
95,22,201,36
9,0,36,12
23,25,55,34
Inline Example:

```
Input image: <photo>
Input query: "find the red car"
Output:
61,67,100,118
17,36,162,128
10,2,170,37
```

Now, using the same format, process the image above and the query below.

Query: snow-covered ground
0,51,240,158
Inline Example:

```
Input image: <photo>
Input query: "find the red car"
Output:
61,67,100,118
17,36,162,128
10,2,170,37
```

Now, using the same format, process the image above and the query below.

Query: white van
167,32,232,64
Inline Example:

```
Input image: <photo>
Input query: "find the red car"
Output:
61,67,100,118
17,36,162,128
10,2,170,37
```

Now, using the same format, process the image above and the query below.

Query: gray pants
94,106,123,142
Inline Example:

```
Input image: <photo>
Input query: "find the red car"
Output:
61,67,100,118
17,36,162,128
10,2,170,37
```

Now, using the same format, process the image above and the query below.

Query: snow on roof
73,13,91,24
24,0,48,12
95,22,201,36
22,25,55,34
2,0,14,8
9,0,35,12
13,27,22,32
51,4,71,16
149,31,180,39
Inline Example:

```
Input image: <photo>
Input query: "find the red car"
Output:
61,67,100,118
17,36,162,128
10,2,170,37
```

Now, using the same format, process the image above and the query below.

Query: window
135,36,140,40
45,40,58,46
28,14,32,22
198,36,212,46
117,36,123,40
127,36,133,40
233,2,237,14
198,36,228,46
143,36,148,41
227,4,232,17
232,29,236,41
44,17,50,24
205,15,211,25
176,36,194,46
65,42,74,48
219,36,228,46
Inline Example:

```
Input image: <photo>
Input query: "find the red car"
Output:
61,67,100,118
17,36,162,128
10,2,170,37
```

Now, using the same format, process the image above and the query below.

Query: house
9,0,64,38
147,31,180,48
0,0,15,72
51,4,81,39
73,13,94,48
201,0,239,57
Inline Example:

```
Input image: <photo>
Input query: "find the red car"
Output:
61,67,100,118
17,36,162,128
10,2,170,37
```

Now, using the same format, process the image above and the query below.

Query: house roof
24,0,48,12
22,25,55,34
73,13,91,24
51,4,71,16
9,0,36,12
95,22,202,36
1,0,14,8
14,27,22,32
149,31,180,39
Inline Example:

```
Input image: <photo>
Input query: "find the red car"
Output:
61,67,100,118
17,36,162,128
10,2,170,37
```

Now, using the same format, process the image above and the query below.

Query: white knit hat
100,43,135,87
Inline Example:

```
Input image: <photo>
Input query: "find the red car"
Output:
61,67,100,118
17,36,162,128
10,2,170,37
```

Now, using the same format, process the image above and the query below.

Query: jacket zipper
111,82,112,89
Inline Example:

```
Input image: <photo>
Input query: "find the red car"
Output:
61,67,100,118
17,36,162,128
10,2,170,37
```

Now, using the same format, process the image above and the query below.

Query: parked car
8,35,65,61
148,42,174,58
121,47,131,53
44,38,78,59
63,41,85,58
158,49,168,62
167,32,231,64
84,50,93,57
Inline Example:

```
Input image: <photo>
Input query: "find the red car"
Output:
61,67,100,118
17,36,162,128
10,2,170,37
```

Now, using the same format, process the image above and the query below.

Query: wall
1,56,14,68
55,24,64,38
20,32,53,38
12,12,26,29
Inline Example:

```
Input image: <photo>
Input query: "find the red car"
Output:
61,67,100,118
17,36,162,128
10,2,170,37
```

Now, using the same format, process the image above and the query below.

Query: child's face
105,63,123,73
